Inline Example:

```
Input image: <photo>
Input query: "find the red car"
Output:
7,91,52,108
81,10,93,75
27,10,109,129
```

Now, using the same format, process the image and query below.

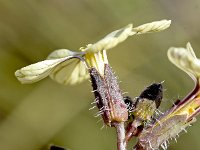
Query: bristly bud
139,83,163,109
127,82,163,122
89,64,128,126
124,83,163,142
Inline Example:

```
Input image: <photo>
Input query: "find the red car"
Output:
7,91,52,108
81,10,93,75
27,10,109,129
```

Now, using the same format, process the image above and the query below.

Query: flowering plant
18,20,200,150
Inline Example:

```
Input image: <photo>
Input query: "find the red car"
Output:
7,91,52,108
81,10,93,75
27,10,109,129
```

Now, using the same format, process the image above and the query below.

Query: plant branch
113,122,126,150
125,119,143,143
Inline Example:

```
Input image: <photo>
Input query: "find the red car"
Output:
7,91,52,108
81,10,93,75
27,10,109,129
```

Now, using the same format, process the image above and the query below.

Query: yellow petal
86,24,133,53
49,59,89,85
132,20,171,34
15,49,83,84
86,20,171,53
47,49,83,59
15,58,72,84
47,49,88,85
167,42,200,79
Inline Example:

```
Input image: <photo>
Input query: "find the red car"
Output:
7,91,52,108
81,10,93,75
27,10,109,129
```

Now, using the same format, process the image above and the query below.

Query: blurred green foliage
0,0,200,150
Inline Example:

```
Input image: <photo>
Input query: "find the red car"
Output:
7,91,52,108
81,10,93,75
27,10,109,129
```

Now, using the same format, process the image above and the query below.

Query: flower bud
89,64,128,126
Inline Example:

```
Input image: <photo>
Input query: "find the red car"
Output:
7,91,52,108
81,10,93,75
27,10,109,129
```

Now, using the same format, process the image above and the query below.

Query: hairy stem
113,122,126,150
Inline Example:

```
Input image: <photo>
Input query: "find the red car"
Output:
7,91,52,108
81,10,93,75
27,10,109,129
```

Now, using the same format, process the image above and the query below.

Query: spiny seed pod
89,64,128,126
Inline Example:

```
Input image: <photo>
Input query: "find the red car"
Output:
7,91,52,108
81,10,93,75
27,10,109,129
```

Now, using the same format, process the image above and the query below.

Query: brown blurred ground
0,0,200,150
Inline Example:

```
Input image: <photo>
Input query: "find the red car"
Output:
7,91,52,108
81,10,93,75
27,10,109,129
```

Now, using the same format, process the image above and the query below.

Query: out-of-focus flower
167,43,200,120
15,20,171,85
168,42,200,82
135,43,200,150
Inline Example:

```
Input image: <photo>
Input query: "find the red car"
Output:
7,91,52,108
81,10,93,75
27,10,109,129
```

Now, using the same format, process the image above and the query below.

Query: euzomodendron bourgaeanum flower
15,20,171,85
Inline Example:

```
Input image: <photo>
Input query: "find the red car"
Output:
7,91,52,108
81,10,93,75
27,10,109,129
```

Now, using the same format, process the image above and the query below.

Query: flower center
85,50,108,76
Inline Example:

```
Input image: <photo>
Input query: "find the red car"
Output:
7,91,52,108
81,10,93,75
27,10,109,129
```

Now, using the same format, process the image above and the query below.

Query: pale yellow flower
15,20,171,85
167,42,200,118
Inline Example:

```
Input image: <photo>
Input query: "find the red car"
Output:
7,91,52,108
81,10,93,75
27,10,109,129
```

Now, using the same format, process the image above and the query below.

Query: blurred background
0,0,200,150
